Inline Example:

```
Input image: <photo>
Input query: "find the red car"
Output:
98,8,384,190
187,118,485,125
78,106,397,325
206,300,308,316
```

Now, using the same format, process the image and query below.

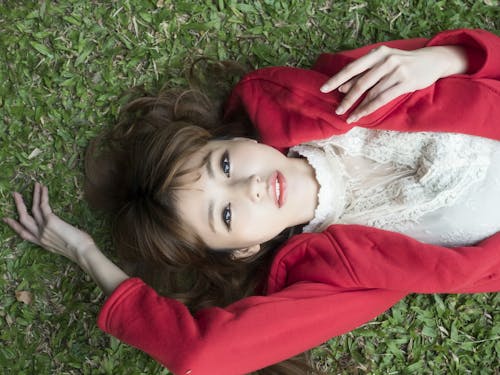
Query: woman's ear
232,244,261,259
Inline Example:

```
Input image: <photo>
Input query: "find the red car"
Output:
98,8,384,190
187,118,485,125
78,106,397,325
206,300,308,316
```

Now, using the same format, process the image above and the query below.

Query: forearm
77,244,129,296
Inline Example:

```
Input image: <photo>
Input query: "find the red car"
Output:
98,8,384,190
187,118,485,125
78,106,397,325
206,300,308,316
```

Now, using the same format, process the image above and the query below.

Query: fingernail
320,86,328,93
336,106,345,115
347,116,357,123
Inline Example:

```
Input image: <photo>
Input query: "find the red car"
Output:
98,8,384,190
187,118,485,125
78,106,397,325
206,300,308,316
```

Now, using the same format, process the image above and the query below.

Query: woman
4,28,500,375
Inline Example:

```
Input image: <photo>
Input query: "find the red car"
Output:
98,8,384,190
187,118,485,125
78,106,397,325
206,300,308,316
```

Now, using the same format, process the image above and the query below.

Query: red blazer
98,29,500,375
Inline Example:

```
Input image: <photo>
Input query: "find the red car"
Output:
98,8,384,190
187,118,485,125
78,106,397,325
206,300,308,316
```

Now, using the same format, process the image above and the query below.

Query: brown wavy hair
84,60,323,375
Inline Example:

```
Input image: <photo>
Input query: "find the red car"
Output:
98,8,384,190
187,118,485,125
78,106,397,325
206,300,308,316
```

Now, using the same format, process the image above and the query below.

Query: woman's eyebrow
203,150,214,179
208,200,216,234
203,149,217,233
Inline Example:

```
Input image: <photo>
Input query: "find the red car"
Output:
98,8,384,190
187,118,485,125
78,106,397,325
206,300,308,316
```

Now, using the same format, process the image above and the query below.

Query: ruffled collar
288,144,347,233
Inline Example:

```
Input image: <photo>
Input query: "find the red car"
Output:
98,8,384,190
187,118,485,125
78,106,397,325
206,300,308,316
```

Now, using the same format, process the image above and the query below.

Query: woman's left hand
320,45,468,123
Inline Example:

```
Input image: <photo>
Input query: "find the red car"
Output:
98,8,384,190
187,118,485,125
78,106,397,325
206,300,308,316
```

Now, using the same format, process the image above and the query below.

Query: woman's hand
3,182,96,264
320,45,468,123
4,182,129,295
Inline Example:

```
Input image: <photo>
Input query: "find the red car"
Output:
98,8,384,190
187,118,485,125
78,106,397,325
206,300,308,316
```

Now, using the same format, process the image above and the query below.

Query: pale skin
320,45,468,123
175,137,319,257
3,45,468,295
3,183,128,296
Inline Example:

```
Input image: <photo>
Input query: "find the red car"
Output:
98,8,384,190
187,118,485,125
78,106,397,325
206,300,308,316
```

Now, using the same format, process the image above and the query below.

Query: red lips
270,171,287,208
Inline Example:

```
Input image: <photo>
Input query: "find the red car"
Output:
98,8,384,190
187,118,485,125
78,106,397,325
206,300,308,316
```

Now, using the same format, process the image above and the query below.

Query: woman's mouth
271,171,287,208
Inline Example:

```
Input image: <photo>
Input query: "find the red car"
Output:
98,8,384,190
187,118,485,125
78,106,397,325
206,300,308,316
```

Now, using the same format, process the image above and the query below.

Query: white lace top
290,128,500,247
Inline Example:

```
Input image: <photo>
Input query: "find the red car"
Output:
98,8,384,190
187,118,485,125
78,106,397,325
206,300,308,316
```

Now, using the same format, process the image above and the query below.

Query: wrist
433,46,468,77
76,241,99,270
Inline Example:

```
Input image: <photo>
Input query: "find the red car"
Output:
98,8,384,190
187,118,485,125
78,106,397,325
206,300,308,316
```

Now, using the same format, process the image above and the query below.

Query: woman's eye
221,151,230,177
222,203,232,230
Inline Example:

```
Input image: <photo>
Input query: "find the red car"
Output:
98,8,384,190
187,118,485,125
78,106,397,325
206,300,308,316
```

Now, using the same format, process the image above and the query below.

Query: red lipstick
271,171,287,208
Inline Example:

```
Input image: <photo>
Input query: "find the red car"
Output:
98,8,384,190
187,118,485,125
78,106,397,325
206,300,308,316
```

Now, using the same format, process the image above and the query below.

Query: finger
336,60,396,115
348,74,397,118
13,192,40,235
320,45,389,93
347,83,405,123
32,183,43,225
2,218,41,245
338,78,356,93
40,185,53,217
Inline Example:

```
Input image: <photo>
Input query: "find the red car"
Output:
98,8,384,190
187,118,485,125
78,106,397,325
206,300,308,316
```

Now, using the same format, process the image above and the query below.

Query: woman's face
175,138,318,255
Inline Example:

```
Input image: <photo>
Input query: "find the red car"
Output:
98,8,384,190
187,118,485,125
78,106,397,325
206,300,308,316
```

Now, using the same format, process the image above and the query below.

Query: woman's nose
246,175,264,202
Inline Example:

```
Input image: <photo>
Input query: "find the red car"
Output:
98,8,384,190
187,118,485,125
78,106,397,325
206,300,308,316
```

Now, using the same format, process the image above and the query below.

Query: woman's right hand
3,182,96,264
4,182,129,296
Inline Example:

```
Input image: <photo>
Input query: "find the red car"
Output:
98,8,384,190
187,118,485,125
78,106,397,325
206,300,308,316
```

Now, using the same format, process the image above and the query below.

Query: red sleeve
270,225,500,295
98,278,404,375
97,223,500,375
223,29,500,150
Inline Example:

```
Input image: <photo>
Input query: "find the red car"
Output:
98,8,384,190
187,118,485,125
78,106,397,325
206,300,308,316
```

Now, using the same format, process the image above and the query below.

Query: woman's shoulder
266,229,334,293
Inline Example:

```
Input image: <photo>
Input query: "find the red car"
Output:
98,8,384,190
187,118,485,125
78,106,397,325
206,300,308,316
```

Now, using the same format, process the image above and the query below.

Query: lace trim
296,128,494,233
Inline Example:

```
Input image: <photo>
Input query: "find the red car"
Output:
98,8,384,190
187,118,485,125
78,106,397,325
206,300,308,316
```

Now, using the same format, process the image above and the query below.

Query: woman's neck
290,156,320,225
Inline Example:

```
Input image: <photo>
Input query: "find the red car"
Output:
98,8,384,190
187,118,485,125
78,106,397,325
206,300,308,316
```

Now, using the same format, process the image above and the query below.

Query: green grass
1,0,499,374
